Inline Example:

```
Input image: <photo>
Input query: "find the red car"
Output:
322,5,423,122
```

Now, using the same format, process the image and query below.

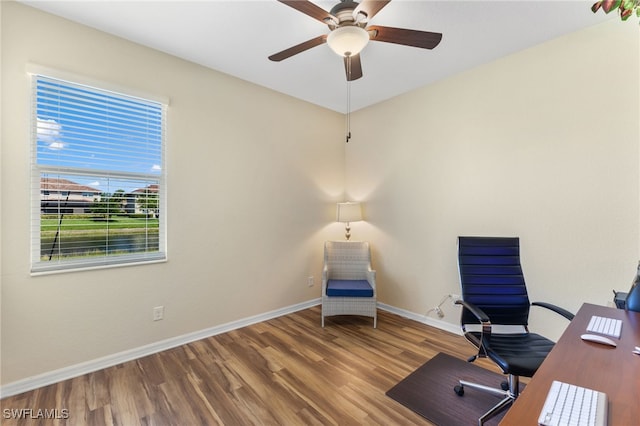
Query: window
31,74,166,273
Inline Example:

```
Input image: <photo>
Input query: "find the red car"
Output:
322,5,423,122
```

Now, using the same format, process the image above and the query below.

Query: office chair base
455,375,520,426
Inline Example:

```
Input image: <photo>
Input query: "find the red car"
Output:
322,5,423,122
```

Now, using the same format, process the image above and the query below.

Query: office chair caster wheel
501,381,509,391
454,385,464,396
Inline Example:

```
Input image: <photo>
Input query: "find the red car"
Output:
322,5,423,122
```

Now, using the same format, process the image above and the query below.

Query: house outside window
31,73,167,273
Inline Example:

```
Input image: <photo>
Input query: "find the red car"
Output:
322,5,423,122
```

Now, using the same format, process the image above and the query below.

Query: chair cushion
326,279,373,297
465,331,555,377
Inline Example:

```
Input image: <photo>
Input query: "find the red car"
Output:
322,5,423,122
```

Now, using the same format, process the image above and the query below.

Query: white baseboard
378,303,463,336
1,299,460,398
1,299,321,398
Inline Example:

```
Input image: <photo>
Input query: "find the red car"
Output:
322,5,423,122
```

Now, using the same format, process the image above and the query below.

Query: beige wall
1,2,345,385
347,18,639,340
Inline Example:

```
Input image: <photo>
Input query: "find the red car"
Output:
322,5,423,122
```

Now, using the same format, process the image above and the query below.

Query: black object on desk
613,289,628,309
613,260,640,310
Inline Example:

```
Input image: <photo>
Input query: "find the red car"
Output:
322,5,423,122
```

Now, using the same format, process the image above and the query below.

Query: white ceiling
20,0,610,113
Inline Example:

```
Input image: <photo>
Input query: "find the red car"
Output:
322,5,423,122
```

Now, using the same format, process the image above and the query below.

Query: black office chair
626,280,640,312
454,236,574,426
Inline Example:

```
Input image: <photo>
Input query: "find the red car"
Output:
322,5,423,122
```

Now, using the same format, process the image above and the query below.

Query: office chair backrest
624,261,640,312
458,236,531,326
324,241,371,281
626,283,640,312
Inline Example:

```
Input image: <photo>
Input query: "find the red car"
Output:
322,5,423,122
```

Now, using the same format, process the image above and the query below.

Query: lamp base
344,223,351,241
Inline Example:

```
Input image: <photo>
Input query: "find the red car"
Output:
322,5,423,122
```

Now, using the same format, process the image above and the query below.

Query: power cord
426,293,461,318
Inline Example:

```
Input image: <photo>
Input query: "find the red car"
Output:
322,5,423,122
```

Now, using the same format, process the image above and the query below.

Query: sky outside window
36,77,162,192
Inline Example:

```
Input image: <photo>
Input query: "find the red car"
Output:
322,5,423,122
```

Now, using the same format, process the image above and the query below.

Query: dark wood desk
500,303,640,425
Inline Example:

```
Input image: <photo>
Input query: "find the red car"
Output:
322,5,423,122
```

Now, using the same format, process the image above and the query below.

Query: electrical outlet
308,276,314,287
153,306,164,321
435,307,444,318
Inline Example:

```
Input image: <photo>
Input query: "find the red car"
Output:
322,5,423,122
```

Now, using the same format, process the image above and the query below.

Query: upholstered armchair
321,241,377,328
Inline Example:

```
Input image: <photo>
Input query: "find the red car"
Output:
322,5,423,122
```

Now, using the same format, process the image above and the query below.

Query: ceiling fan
268,0,443,81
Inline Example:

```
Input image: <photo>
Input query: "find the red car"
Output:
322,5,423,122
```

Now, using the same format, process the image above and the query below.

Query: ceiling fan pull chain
346,55,352,143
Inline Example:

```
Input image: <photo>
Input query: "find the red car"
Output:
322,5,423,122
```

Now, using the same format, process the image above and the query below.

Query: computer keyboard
586,315,622,339
538,380,608,426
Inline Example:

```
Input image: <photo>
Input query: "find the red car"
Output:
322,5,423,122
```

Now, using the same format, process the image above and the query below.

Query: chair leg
456,375,520,426
458,379,509,398
477,394,514,426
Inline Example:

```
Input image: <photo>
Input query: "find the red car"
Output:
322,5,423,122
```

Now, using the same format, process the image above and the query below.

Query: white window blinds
31,74,167,273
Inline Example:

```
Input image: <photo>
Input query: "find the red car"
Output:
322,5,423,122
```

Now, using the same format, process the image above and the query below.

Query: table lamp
336,202,362,241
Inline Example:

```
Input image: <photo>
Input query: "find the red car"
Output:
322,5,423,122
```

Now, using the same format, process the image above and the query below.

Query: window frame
29,68,168,275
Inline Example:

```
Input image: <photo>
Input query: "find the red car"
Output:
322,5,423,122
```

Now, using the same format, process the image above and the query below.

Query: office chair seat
464,332,555,377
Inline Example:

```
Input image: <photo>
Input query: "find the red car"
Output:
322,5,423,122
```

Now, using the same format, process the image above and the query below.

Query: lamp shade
326,26,370,57
336,202,362,223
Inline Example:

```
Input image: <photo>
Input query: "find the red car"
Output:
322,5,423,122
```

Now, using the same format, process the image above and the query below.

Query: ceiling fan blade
268,35,328,62
368,25,442,49
277,0,334,23
353,0,391,21
344,54,363,81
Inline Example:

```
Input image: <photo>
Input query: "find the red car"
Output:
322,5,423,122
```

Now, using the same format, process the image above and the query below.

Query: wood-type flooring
1,307,505,425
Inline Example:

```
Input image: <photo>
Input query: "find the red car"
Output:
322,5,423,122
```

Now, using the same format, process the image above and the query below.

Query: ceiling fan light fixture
326,26,370,57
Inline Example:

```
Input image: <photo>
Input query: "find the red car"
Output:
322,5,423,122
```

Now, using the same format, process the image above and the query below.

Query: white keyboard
538,381,608,426
586,315,622,339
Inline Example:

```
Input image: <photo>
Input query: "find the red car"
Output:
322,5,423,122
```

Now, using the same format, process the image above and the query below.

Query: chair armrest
531,302,574,321
455,299,490,323
321,265,329,290
455,299,492,358
366,267,376,291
